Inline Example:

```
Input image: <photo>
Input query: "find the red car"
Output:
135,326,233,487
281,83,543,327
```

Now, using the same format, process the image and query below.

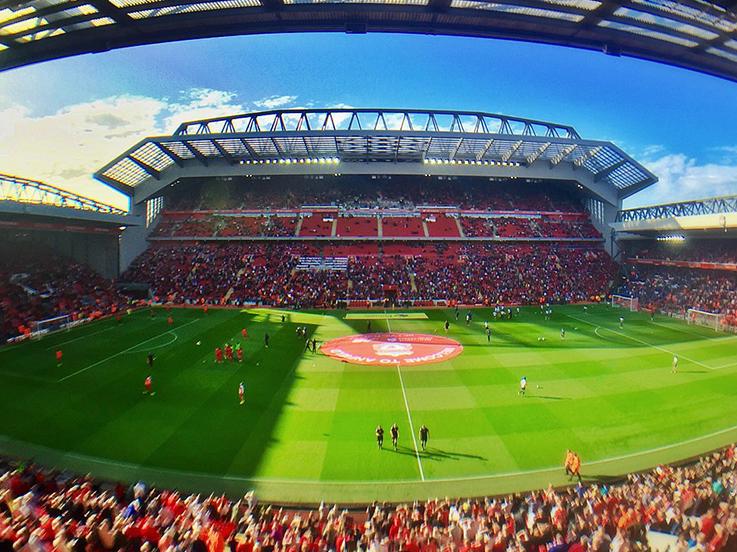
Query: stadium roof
1,0,737,81
0,172,137,225
612,193,737,234
95,108,656,205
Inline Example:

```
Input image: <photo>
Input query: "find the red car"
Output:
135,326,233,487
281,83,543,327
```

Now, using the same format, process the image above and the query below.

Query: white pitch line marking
13,421,737,487
384,310,426,481
567,314,715,370
46,326,115,349
396,364,426,481
124,332,178,354
57,319,199,382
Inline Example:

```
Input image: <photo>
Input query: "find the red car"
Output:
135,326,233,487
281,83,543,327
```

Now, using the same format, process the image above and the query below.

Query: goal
687,309,723,331
32,314,72,339
611,295,639,312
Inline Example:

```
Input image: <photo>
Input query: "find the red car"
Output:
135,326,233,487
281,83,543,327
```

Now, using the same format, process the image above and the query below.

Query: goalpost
687,309,723,331
611,294,639,312
31,314,72,339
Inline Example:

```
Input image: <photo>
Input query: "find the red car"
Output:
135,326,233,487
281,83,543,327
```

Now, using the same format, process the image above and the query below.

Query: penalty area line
57,319,199,383
46,326,116,350
567,314,715,371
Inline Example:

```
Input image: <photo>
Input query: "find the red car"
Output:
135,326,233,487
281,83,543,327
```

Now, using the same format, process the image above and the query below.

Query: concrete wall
585,197,621,257
118,201,153,274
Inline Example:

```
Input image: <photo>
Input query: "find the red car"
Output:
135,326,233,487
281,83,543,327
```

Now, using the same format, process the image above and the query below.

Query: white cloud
253,95,297,110
161,88,246,132
0,88,246,210
624,152,737,208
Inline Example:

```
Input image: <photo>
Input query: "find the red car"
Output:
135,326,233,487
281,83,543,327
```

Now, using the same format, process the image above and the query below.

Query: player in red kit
167,316,173,326
144,375,154,396
236,347,244,363
215,347,223,363
55,350,63,367
203,304,209,315
241,328,248,339
225,344,234,362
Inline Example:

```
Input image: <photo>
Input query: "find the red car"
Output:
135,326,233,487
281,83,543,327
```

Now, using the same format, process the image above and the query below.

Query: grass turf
1,304,737,503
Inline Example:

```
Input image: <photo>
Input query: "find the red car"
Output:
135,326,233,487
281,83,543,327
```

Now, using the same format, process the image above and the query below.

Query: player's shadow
678,369,708,374
577,474,626,484
389,446,420,457
420,448,487,462
531,395,568,401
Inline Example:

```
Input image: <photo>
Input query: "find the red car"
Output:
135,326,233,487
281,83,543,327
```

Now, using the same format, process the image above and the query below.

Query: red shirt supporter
0,243,127,342
123,242,615,308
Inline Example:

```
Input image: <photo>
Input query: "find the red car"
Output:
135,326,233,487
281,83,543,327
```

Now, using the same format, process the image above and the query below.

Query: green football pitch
1,304,736,503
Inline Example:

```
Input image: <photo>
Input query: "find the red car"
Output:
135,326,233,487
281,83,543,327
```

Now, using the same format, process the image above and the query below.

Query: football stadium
1,3,737,549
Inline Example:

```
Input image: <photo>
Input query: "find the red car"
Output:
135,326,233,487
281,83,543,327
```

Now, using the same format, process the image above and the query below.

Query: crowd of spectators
122,242,615,307
153,215,297,238
616,266,737,327
163,180,585,213
0,243,127,342
626,241,737,265
1,442,736,551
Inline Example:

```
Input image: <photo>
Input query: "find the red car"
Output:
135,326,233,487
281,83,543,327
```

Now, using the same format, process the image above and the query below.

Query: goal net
32,314,72,339
687,309,723,331
611,294,639,312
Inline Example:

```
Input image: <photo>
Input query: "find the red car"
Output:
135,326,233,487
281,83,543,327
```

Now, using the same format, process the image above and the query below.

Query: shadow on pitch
529,395,569,401
420,447,487,462
384,446,486,462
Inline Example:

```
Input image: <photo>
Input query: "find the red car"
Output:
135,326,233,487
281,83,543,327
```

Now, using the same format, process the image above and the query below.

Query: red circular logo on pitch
321,333,463,366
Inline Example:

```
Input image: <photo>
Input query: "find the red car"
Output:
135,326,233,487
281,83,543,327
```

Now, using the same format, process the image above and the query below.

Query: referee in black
419,425,429,451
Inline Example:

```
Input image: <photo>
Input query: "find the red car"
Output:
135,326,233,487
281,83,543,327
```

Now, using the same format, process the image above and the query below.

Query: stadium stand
335,216,378,238
613,239,737,327
122,243,614,307
0,242,126,342
381,217,425,238
617,265,737,328
117,181,617,308
298,214,335,238
626,241,737,265
161,180,586,214
424,214,460,238
1,443,736,551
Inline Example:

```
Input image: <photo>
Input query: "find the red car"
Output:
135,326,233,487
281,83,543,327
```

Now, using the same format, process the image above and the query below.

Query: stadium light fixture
657,235,686,242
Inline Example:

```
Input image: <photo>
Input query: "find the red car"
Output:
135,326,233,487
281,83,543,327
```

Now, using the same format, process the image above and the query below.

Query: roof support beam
86,0,136,24
501,140,523,162
211,139,237,165
128,156,160,180
594,159,627,182
154,142,184,168
449,137,465,160
238,137,259,159
526,142,550,165
550,144,577,167
182,141,208,166
573,146,602,168
475,138,495,161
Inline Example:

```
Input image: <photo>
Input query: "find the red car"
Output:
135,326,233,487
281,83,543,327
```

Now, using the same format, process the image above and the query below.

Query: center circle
321,332,464,366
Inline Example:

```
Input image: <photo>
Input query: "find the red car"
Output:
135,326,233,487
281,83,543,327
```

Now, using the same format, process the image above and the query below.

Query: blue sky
0,32,736,210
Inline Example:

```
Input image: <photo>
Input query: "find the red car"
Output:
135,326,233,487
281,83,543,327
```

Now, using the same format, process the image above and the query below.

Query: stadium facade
94,108,657,269
0,173,141,278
